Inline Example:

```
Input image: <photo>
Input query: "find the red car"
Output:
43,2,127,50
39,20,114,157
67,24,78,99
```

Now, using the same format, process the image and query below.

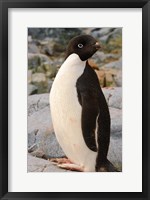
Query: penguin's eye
78,43,83,48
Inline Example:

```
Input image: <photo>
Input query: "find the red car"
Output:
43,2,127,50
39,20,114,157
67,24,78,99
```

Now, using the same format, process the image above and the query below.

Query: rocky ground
28,87,122,172
28,28,122,172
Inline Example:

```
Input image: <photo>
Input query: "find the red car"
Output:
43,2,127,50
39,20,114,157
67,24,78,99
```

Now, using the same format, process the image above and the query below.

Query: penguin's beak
95,42,101,50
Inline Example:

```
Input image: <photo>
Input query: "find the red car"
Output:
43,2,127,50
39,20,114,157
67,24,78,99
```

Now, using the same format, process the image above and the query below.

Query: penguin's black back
76,61,110,169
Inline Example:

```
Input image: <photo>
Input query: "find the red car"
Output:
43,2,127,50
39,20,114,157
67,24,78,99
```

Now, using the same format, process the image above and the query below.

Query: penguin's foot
49,158,84,172
57,163,84,172
49,157,72,165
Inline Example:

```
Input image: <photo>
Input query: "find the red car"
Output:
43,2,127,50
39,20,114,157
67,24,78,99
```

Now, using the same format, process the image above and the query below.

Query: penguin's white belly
50,54,97,172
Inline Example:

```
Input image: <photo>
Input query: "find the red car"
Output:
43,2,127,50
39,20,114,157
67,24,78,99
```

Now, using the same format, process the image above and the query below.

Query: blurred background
27,28,122,172
28,28,122,95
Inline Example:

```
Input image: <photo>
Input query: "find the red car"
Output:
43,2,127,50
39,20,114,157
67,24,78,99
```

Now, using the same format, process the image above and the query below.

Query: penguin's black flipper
79,90,99,152
76,61,113,172
76,62,102,152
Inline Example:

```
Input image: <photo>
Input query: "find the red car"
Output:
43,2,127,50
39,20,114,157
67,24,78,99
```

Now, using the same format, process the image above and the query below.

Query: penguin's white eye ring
78,43,83,48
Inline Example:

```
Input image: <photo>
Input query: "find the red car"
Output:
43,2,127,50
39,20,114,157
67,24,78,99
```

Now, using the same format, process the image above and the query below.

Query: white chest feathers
50,53,97,172
55,53,86,81
50,54,86,119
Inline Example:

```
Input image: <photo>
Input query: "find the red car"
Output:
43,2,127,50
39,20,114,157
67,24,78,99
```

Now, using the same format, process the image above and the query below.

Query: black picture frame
0,0,150,199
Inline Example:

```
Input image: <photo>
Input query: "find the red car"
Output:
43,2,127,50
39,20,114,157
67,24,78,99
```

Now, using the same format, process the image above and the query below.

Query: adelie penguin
50,34,117,172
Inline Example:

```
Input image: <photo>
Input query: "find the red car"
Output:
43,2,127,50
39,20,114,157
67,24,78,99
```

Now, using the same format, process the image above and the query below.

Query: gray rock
99,35,110,43
28,84,38,95
28,53,57,87
110,107,122,134
28,70,32,84
28,129,38,148
91,28,114,38
28,53,53,69
93,51,120,63
114,70,122,86
43,62,57,78
98,28,114,37
48,79,53,92
28,53,41,69
91,28,122,44
28,35,32,42
52,58,64,69
109,88,122,109
28,104,52,132
110,28,122,40
38,40,49,45
91,28,122,43
108,133,122,171
28,43,40,54
27,154,68,172
31,73,48,93
28,143,38,153
28,93,49,116
36,130,65,158
28,94,65,158
43,164,68,172
39,40,55,56
28,28,82,42
104,57,122,69
102,87,122,109
32,73,47,84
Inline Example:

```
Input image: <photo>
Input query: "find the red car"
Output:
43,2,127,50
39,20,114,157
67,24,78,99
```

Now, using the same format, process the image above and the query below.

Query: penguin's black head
66,35,101,61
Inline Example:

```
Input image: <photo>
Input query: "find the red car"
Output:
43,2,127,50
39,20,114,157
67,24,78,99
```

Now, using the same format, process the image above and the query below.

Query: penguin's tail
96,159,120,172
